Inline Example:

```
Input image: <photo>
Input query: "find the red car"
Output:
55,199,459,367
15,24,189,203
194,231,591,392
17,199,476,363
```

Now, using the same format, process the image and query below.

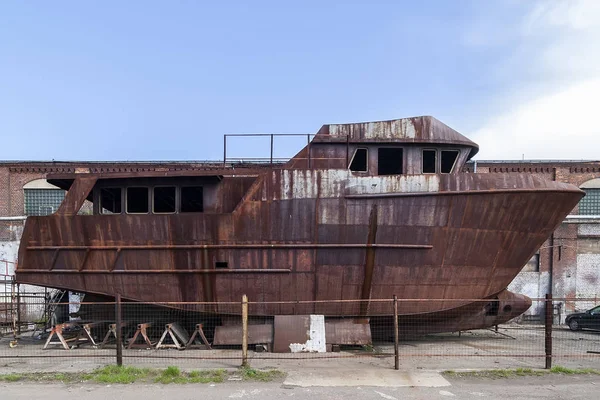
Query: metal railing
223,133,315,167
0,295,598,371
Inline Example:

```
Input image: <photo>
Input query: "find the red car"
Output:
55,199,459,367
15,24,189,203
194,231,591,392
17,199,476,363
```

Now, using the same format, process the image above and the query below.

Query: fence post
15,283,21,335
116,294,123,367
11,278,17,341
241,294,248,367
545,293,553,369
393,295,399,370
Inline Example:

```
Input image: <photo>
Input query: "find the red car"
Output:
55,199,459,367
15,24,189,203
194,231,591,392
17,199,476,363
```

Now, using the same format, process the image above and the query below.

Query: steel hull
16,172,583,319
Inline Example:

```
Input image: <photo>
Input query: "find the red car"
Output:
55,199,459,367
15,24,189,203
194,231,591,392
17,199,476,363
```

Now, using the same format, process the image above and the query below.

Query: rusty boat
15,116,584,335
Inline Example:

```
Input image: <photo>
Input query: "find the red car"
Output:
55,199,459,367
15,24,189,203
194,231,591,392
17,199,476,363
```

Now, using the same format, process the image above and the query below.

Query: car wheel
569,319,580,331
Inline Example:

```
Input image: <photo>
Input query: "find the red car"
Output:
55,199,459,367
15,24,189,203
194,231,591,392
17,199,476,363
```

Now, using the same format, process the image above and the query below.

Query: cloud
471,0,600,160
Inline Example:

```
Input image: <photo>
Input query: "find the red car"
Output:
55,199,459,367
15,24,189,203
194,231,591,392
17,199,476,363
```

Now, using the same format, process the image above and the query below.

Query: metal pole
16,283,21,335
116,294,123,367
223,135,227,166
307,134,311,168
393,295,399,370
270,134,274,165
11,278,16,341
242,294,248,367
545,293,553,369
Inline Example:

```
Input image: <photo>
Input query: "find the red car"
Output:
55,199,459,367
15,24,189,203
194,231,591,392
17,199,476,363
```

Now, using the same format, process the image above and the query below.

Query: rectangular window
100,188,122,214
126,187,149,214
441,150,459,174
377,148,403,175
24,189,65,216
579,189,600,215
422,150,437,173
349,148,368,172
153,186,176,214
181,186,204,213
522,253,540,272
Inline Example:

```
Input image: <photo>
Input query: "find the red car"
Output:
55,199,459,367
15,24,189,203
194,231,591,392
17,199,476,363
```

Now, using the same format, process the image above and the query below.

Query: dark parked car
566,305,600,331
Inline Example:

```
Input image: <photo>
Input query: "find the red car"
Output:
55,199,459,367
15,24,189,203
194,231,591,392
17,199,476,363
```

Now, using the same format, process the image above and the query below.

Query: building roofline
468,159,600,164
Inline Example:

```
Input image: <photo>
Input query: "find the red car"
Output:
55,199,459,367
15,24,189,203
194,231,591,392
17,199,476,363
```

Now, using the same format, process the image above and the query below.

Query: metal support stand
186,323,212,349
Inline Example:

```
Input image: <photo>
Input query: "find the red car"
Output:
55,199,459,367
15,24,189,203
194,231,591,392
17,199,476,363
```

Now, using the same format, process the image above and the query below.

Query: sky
0,0,598,161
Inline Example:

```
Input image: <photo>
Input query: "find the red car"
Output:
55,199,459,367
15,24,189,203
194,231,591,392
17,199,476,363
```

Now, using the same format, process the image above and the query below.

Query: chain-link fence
0,296,599,371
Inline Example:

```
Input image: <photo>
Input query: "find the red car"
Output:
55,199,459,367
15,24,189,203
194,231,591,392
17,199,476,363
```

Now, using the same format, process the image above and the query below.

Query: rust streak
360,205,378,316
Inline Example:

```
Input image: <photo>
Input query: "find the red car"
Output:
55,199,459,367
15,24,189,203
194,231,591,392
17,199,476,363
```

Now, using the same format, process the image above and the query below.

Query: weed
0,374,22,382
444,366,600,379
187,369,227,384
93,365,152,384
0,366,254,385
551,366,600,375
239,366,284,382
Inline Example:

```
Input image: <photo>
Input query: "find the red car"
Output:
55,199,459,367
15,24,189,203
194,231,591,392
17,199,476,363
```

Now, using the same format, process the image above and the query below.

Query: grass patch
188,369,227,384
239,366,285,382
551,366,600,375
0,365,231,384
444,366,600,379
0,373,22,382
93,365,154,384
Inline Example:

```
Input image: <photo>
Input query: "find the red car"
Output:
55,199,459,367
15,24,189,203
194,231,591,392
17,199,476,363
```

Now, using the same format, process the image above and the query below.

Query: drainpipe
549,167,557,296
473,160,477,173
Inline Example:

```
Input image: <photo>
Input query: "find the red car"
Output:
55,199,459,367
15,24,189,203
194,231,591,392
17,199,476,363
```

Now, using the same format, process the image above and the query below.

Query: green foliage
93,365,153,384
444,366,600,379
0,365,280,384
0,374,22,382
239,366,284,382
551,366,600,375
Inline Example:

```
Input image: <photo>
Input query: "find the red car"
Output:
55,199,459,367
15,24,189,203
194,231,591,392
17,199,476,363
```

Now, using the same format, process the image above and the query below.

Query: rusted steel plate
213,324,273,346
272,315,310,353
325,319,372,345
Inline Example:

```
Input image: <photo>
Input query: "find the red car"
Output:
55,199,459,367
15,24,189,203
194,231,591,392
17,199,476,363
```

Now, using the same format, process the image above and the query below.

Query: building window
24,189,65,216
522,253,540,272
348,148,368,172
578,189,600,215
377,148,403,175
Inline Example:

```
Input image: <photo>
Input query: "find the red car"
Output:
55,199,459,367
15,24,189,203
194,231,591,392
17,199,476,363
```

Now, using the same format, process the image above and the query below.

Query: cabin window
100,188,122,214
422,150,437,173
215,261,228,269
153,186,176,214
377,148,403,175
348,148,368,172
126,187,149,214
181,186,204,213
441,150,459,173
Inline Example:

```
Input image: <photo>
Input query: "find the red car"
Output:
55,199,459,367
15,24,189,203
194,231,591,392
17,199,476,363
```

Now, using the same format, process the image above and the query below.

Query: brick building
1,159,599,320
